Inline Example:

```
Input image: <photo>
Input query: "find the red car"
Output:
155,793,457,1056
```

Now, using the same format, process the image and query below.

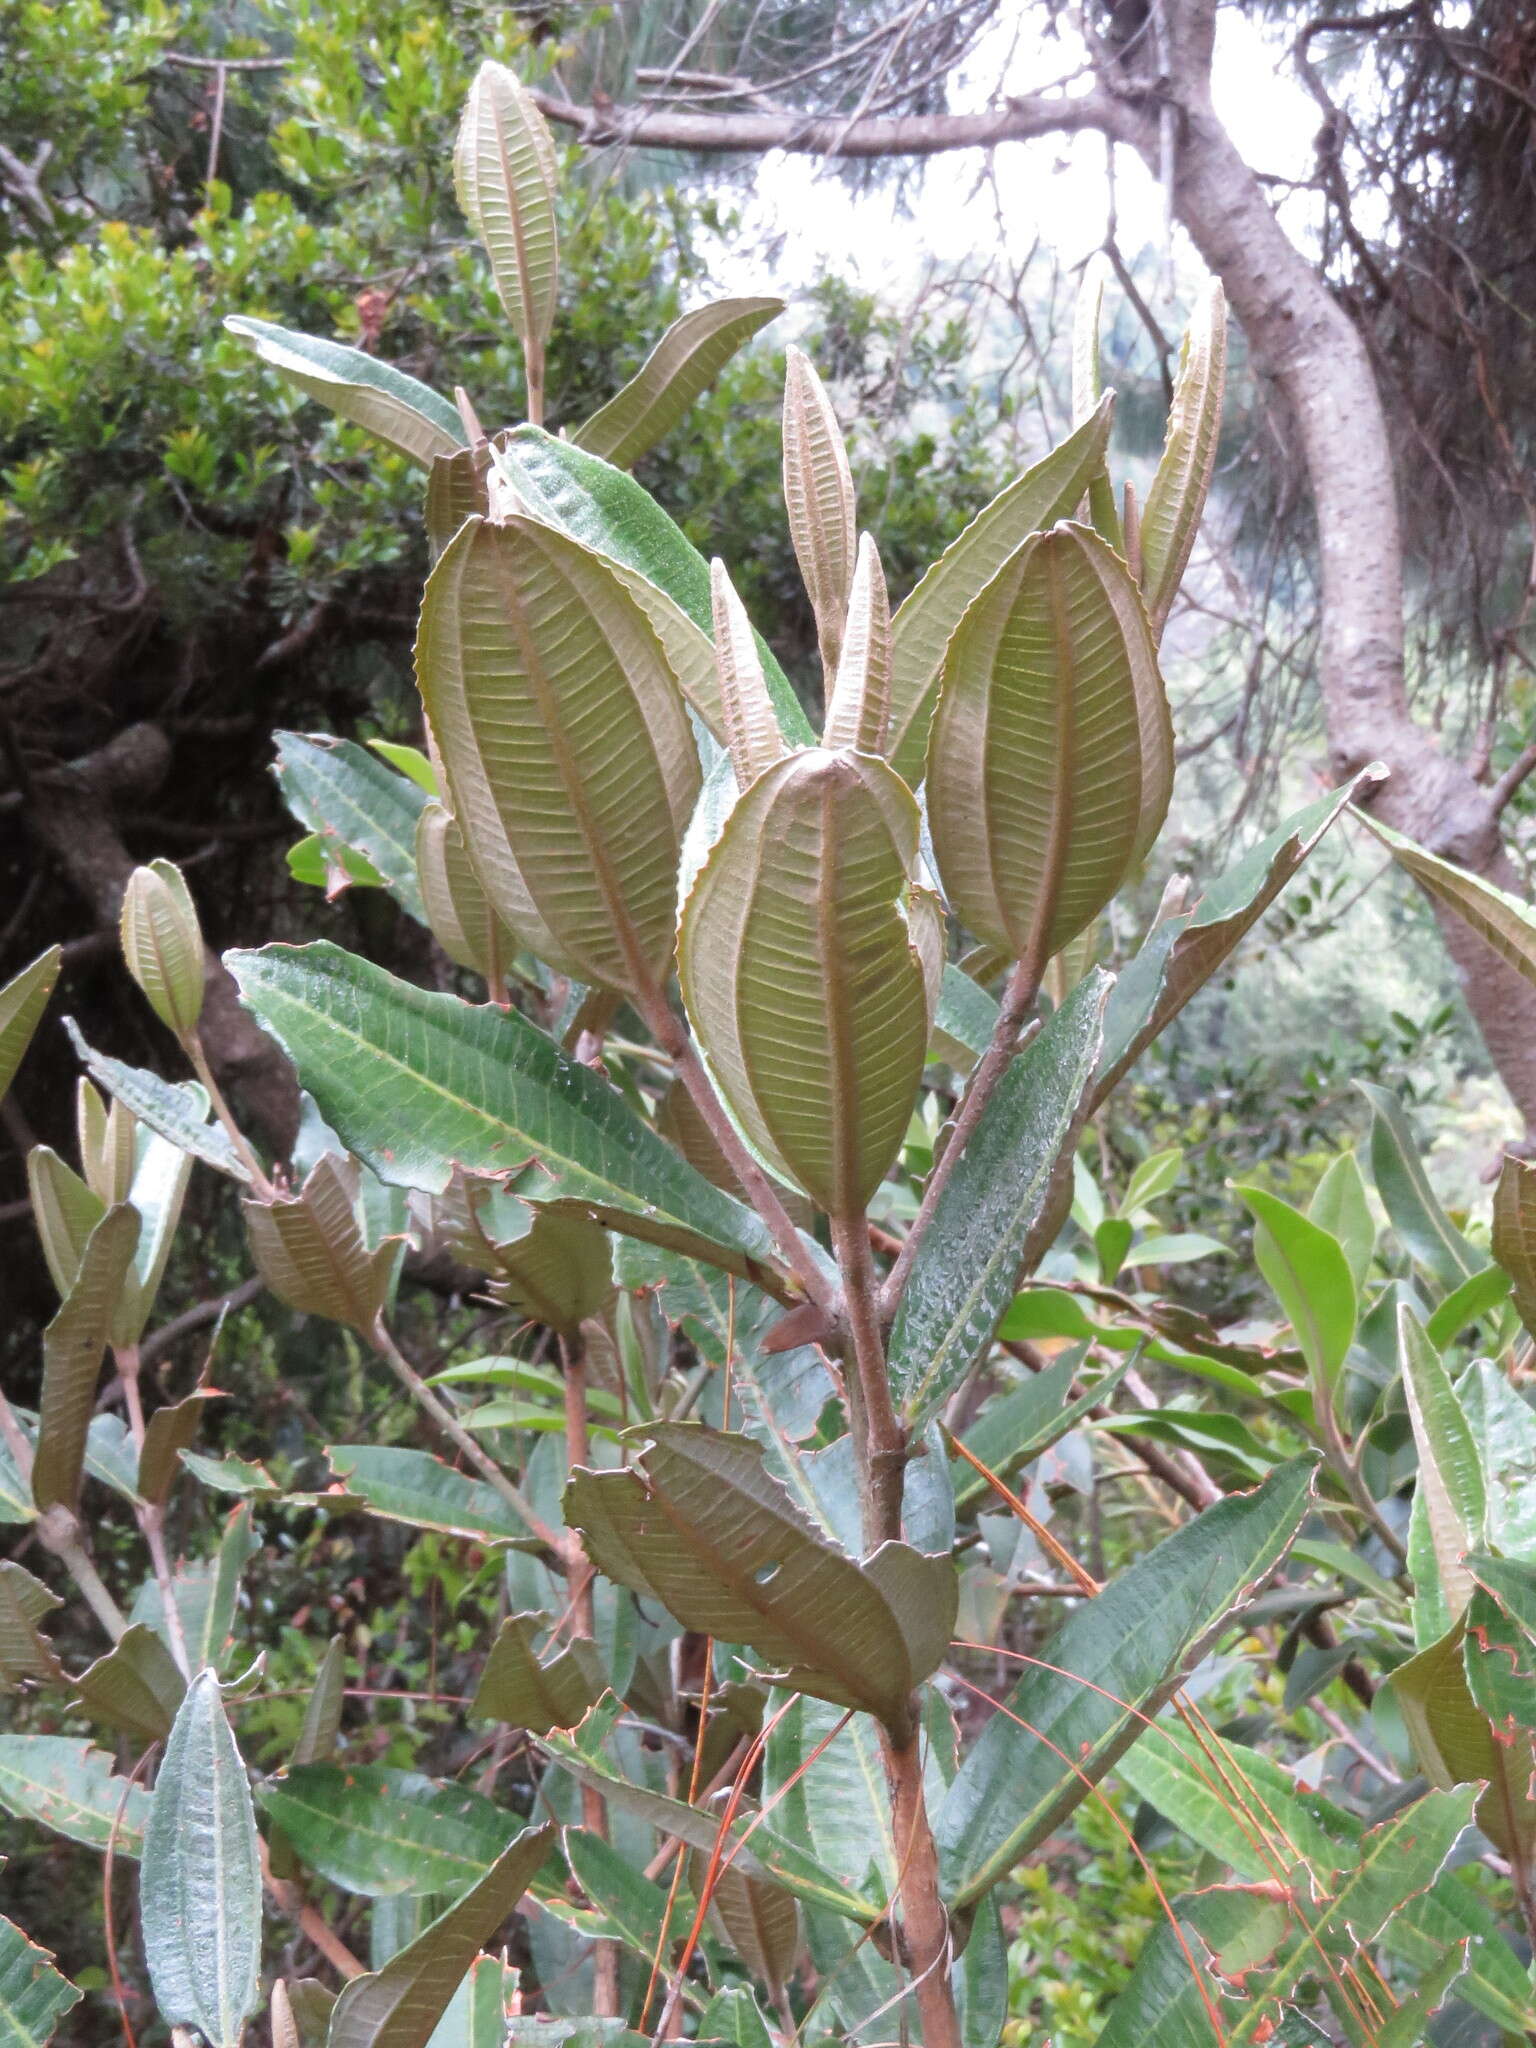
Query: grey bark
538,11,1536,1130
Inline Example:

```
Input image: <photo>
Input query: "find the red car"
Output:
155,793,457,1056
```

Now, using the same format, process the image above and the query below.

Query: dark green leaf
1357,1082,1478,1288
226,943,781,1288
327,1446,539,1546
224,316,465,466
935,1459,1316,1905
325,1825,554,2048
471,1614,607,1732
888,971,1109,1424
0,1912,80,2047
72,1623,185,1741
259,1765,520,1898
275,734,430,923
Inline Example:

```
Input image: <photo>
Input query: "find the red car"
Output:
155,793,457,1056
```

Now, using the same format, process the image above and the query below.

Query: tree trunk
1149,18,1536,1127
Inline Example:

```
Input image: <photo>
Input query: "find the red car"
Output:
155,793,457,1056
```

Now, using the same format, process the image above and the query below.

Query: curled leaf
243,1154,402,1336
677,746,931,1216
783,346,857,681
711,560,785,791
416,515,699,994
453,63,560,381
566,1423,956,1733
821,533,892,756
926,521,1171,964
224,316,465,468
1139,280,1226,635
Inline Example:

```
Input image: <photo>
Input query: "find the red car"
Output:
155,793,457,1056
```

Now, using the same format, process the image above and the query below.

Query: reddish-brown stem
640,995,839,1321
829,1213,961,2048
561,1331,621,2017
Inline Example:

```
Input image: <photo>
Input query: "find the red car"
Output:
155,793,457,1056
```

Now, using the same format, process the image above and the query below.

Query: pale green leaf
471,1614,607,1733
275,733,430,923
453,63,560,361
887,398,1115,782
677,747,930,1216
224,316,465,467
1234,1185,1355,1400
782,346,857,680
140,1671,261,2048
1138,281,1227,634
32,1204,140,1513
926,522,1170,960
0,946,60,1103
1398,1305,1485,1620
416,514,699,994
572,297,782,468
0,1735,152,1857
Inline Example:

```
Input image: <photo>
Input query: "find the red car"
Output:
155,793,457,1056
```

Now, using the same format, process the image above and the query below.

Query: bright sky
716,8,1319,321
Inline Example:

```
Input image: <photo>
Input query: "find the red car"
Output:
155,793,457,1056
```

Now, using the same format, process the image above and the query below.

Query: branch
530,86,1140,159
1490,741,1536,816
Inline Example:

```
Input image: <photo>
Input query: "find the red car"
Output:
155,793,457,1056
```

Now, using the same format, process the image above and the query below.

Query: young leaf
63,1019,246,1180
1093,773,1379,1109
572,297,783,469
31,1203,140,1514
224,316,466,467
416,514,699,994
0,1735,153,1857
782,346,857,681
1492,1150,1536,1338
453,63,560,390
415,804,512,983
566,1424,956,1733
258,1765,520,1898
426,444,493,560
888,971,1110,1424
1358,806,1536,989
1138,280,1227,635
676,747,931,1216
0,946,61,1103
1398,1305,1485,1620
244,1153,403,1336
1234,1185,1355,1404
325,1824,554,2048
73,1622,186,1741
925,523,1171,964
140,1671,261,2048
120,859,205,1036
495,426,813,744
821,533,892,755
471,1614,607,1733
275,733,431,924
710,559,785,790
936,1458,1316,1905
225,943,780,1284
1306,1149,1375,1294
1356,1081,1479,1287
887,397,1115,783
0,1911,81,2047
